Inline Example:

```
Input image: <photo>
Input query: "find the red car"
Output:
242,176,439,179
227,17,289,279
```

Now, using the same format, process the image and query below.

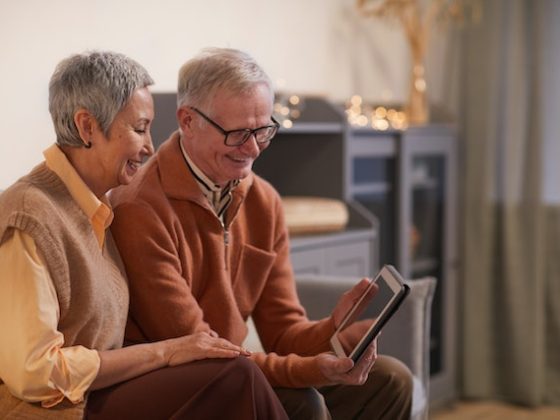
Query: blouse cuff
42,346,100,407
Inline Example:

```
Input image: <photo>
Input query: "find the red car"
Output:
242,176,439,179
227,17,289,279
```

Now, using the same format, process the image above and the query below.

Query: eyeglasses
191,107,280,147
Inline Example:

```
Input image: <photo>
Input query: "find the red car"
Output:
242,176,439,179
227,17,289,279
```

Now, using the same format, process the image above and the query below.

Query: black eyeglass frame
191,107,280,147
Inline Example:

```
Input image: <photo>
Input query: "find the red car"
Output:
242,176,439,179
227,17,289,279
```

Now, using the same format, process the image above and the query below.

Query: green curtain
458,0,560,406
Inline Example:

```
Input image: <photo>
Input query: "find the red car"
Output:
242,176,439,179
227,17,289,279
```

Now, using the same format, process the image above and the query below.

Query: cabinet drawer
325,241,371,277
290,247,325,275
291,239,373,278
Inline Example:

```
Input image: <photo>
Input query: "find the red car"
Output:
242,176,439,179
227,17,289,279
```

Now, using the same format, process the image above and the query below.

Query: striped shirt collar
179,138,239,219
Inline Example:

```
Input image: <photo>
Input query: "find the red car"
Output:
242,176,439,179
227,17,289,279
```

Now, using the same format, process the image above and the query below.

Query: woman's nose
144,132,155,156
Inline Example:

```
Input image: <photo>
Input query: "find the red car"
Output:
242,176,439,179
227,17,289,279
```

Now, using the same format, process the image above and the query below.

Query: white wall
0,0,455,188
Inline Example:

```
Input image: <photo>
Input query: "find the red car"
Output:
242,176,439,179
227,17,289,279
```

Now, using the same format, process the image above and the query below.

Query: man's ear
73,109,97,147
177,106,194,135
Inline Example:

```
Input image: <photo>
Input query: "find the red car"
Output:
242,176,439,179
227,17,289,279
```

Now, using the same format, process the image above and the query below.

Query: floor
430,400,560,420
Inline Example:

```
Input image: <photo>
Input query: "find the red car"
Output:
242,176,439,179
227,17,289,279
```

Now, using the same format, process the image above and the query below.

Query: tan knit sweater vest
0,163,129,419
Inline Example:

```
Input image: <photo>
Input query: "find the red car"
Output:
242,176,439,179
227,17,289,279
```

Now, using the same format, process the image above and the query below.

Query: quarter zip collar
178,137,239,221
155,131,253,221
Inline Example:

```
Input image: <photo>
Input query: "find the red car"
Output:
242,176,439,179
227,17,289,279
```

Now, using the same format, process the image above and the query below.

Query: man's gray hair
49,51,154,147
177,47,273,111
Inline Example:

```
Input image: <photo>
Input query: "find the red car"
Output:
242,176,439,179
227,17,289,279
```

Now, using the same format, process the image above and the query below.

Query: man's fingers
355,341,378,372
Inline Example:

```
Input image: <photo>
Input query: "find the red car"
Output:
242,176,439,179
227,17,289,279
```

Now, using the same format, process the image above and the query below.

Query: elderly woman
0,51,287,420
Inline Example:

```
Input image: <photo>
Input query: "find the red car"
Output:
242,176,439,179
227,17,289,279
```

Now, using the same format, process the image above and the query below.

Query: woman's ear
73,109,96,147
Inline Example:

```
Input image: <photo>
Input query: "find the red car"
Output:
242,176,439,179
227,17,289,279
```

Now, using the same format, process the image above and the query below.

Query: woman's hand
163,332,250,366
92,332,249,391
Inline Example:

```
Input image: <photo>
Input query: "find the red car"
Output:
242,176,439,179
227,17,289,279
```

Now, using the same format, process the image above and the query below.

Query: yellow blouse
0,144,113,407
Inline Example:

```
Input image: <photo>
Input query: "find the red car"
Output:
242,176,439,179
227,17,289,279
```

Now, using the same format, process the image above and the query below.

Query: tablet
330,264,410,362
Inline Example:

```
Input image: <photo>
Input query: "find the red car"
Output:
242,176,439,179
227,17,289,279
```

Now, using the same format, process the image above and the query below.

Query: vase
405,61,429,125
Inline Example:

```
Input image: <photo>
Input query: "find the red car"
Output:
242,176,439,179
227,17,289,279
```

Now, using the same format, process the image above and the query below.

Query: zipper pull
224,229,230,270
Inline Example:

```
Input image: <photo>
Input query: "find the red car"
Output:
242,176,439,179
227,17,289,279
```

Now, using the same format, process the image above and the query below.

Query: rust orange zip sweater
110,132,335,388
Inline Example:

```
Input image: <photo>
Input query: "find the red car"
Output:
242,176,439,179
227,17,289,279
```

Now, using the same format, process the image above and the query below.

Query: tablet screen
331,265,408,361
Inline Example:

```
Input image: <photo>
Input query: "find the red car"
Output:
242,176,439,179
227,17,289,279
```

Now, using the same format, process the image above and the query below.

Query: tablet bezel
330,264,410,362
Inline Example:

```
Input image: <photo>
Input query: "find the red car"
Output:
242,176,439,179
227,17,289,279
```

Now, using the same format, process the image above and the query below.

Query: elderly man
110,47,412,419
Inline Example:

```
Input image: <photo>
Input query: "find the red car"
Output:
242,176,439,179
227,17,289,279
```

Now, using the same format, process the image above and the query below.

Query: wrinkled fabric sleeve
243,192,337,387
252,192,336,356
0,230,100,407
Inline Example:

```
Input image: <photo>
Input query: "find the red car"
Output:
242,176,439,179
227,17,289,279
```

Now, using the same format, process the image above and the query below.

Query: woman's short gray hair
177,47,273,111
49,51,154,147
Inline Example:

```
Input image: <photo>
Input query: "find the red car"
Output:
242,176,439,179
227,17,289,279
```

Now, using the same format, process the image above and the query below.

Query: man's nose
239,133,260,155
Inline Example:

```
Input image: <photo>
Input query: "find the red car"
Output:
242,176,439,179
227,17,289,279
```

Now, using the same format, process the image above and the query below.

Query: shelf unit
346,124,458,407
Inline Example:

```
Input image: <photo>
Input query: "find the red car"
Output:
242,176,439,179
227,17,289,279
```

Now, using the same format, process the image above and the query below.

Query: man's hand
331,278,378,329
316,339,378,385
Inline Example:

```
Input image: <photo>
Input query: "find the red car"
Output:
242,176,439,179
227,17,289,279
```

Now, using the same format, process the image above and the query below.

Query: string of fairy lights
345,95,408,131
273,93,303,129
273,93,409,131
